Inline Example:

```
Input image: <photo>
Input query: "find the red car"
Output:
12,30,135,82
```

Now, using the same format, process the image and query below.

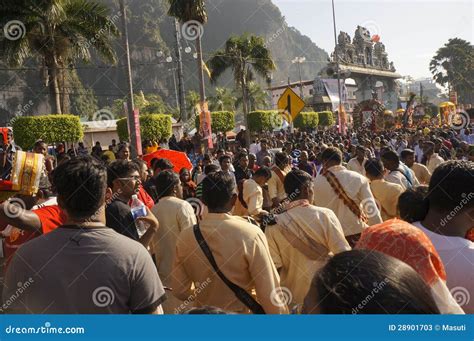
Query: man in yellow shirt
267,152,291,208
313,147,382,246
347,145,367,175
233,167,272,218
423,141,445,174
364,159,404,221
172,172,287,314
400,149,431,185
151,170,197,313
266,170,350,308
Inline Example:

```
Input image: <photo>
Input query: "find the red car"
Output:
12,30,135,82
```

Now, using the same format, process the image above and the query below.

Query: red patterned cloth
356,218,446,285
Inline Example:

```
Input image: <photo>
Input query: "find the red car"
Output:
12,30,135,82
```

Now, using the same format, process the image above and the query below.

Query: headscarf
356,219,464,314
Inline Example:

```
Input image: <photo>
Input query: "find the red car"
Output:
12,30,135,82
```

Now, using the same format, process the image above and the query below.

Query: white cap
131,194,138,200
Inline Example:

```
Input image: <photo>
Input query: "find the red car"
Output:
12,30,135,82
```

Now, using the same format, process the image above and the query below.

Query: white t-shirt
412,221,474,314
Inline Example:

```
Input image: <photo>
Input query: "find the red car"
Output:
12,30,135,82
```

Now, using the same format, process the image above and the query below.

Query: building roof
337,64,402,79
267,80,314,91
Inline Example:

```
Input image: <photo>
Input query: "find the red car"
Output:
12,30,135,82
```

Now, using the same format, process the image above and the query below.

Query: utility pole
174,19,187,122
119,0,140,157
331,0,345,136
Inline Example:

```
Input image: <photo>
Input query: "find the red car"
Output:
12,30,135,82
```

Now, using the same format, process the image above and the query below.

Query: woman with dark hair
179,167,196,200
116,143,130,160
302,249,440,314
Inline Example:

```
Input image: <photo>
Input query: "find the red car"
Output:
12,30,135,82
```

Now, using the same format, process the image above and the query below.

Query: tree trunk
46,56,62,114
196,35,206,105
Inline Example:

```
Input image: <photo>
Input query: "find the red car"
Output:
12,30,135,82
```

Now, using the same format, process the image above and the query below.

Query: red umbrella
142,149,192,173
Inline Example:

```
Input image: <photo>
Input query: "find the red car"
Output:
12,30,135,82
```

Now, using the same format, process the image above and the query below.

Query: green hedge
248,110,281,132
293,112,319,129
117,114,172,142
194,111,235,133
12,114,83,149
318,111,335,127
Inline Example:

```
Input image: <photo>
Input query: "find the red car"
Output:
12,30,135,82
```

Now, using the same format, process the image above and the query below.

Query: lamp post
292,56,306,98
331,0,345,135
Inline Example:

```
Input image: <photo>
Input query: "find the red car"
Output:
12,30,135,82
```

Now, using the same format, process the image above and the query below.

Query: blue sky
272,0,473,79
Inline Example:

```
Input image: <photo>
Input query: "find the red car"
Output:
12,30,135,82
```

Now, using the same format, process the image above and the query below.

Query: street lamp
292,56,306,98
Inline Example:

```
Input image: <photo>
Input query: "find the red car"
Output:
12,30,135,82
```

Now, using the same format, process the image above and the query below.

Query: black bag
193,224,265,314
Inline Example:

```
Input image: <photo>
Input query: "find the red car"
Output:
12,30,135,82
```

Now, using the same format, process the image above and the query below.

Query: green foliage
208,87,236,111
116,114,172,142
235,81,268,112
318,111,335,127
111,93,175,118
194,111,235,133
293,112,319,129
12,115,84,149
248,110,280,132
430,38,474,104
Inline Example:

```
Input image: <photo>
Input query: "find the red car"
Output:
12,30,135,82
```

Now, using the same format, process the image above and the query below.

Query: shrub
293,112,319,129
12,114,83,149
194,111,235,133
248,110,281,132
318,111,335,127
116,114,172,142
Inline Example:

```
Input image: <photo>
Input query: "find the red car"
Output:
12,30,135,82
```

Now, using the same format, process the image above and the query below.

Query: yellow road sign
277,87,305,120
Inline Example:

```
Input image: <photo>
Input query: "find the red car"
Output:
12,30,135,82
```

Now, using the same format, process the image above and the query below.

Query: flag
202,61,211,79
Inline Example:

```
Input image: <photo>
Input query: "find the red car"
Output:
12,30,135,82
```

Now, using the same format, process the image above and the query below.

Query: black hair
34,139,46,148
320,147,342,164
202,171,235,210
107,160,139,188
153,158,174,172
427,160,474,212
185,306,229,314
400,149,415,160
53,156,107,220
364,158,384,178
218,154,231,164
283,169,310,196
398,186,429,223
132,159,148,170
381,150,399,162
304,249,440,314
274,152,289,168
355,145,366,152
204,164,219,175
155,170,180,199
254,166,272,180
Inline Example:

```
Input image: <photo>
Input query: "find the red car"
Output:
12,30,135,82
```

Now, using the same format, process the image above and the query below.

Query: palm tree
235,81,268,112
0,0,119,114
168,0,207,107
208,87,236,111
186,90,200,118
208,34,275,146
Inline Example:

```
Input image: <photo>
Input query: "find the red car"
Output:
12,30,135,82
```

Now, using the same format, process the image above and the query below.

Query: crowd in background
0,124,473,315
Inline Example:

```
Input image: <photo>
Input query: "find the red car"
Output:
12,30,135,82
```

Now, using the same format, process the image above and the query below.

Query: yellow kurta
151,196,196,313
427,153,445,174
265,204,350,306
369,179,404,221
267,167,289,202
172,213,287,314
411,162,431,185
233,178,265,217
313,165,382,236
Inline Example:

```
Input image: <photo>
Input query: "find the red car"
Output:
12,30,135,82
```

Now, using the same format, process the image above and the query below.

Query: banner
133,108,142,156
323,79,347,112
199,101,213,149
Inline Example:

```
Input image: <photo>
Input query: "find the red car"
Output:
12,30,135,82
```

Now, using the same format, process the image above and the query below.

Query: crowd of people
0,124,472,315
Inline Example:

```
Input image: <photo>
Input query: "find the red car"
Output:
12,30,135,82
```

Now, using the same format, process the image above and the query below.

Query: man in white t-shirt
412,160,474,314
